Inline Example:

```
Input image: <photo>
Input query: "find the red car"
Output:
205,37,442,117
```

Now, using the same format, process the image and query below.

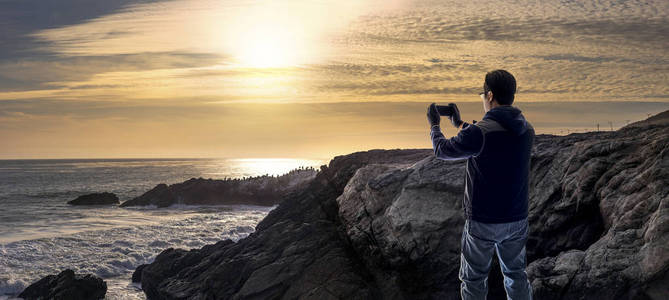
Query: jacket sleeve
430,122,483,160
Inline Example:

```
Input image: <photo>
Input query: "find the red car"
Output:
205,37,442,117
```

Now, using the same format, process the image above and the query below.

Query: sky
1,0,668,159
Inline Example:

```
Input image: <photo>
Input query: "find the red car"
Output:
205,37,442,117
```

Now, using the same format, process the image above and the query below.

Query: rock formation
136,149,428,299
132,264,147,283
134,110,668,299
18,269,107,300
120,167,317,207
67,192,119,205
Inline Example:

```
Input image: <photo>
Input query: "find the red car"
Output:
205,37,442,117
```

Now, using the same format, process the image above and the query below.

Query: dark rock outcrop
135,110,669,299
120,167,317,207
18,269,107,300
132,264,148,283
67,192,119,205
136,149,429,299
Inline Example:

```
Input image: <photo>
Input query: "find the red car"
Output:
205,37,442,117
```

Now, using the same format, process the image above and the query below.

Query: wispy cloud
0,0,173,59
0,52,224,92
0,0,667,158
1,0,667,102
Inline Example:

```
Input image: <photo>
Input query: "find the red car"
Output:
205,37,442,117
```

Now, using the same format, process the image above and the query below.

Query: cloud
0,51,225,92
0,0,172,59
2,0,667,159
342,1,669,51
532,54,618,63
1,0,668,104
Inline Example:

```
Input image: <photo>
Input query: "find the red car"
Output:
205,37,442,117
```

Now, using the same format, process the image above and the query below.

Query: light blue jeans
459,218,533,300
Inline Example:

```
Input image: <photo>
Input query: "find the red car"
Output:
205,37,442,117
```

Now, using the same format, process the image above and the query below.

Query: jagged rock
524,116,669,299
336,158,469,299
135,111,669,299
120,168,317,207
18,269,107,300
67,192,119,205
121,183,175,207
136,149,429,299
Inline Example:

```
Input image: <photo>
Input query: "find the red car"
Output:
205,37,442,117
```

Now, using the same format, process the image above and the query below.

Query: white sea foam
0,158,320,299
0,205,274,299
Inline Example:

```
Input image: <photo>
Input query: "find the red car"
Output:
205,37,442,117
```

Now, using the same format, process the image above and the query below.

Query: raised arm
430,122,483,160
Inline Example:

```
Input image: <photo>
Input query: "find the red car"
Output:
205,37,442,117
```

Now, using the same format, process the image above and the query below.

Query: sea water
0,158,327,299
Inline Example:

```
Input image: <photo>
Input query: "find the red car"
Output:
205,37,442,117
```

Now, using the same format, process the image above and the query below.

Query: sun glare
235,25,300,68
229,158,324,177
216,1,371,70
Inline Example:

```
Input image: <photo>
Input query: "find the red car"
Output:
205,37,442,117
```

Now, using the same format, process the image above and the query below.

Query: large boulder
67,192,119,205
134,110,669,299
336,158,471,299
120,168,318,207
18,269,107,300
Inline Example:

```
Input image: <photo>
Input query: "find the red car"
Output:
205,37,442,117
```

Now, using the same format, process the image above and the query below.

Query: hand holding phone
436,105,454,116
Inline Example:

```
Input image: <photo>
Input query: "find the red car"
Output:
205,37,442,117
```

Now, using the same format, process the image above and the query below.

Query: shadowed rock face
526,121,669,299
119,168,317,207
137,149,430,299
19,269,107,300
67,192,119,205
135,111,668,300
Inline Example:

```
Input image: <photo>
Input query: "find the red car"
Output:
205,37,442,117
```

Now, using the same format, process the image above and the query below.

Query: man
426,69,534,300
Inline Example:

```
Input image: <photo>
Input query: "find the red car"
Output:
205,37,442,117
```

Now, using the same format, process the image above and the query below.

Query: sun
235,25,299,68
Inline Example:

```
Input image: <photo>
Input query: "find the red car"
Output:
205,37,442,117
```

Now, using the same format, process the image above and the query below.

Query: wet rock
18,269,106,300
67,192,119,205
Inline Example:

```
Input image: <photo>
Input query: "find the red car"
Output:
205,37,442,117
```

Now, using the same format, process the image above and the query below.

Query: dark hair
484,69,516,105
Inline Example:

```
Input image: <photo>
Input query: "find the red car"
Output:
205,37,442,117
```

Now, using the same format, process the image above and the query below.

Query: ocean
0,158,328,299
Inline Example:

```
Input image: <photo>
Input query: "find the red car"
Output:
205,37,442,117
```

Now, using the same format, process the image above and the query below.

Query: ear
487,91,494,103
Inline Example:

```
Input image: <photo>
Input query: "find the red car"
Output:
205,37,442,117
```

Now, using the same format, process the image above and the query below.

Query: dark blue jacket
430,106,534,223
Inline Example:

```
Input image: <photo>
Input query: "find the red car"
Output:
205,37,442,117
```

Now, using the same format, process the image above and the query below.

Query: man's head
480,69,516,112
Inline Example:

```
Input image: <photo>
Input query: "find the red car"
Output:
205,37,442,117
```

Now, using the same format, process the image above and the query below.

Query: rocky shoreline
131,110,667,299
20,110,668,299
119,167,318,207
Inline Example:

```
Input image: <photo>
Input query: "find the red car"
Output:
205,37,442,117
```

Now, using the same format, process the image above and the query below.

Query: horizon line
0,156,335,161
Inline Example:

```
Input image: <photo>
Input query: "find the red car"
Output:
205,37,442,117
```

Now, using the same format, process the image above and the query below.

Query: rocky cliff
133,111,668,299
120,168,317,207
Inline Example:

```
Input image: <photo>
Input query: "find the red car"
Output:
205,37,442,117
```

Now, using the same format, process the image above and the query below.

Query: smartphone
436,105,454,116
